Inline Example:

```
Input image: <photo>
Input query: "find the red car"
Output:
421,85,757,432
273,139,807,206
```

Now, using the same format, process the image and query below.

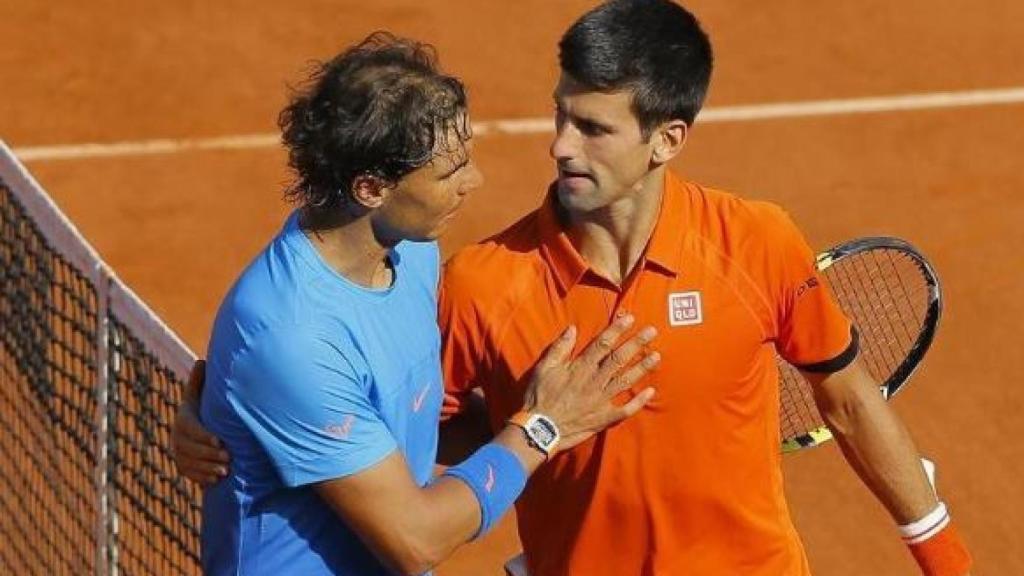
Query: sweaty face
550,73,658,214
373,133,483,242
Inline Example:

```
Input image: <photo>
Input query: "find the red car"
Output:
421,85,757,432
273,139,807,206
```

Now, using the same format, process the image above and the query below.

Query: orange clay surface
3,1,1023,574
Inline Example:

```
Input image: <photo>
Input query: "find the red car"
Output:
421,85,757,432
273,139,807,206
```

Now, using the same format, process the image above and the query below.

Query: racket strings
834,251,927,382
872,250,923,352
852,252,907,376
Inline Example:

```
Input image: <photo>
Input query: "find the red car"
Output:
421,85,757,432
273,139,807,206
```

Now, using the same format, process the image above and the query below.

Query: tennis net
0,140,201,575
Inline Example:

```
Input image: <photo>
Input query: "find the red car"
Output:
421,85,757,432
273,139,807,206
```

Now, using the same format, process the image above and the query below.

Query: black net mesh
107,317,201,574
1,170,202,574
0,179,99,574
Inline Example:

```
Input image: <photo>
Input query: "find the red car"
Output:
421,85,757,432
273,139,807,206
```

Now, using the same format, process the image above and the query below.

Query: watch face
528,417,558,447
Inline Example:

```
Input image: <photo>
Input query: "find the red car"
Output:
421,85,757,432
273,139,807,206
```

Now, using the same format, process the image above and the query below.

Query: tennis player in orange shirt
175,1,973,574
438,1,972,575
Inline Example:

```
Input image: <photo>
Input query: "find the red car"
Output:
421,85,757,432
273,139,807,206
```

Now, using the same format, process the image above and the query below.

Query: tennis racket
779,236,942,453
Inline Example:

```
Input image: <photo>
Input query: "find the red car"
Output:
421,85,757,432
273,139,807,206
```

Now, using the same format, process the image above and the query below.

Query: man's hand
171,360,230,486
523,313,659,452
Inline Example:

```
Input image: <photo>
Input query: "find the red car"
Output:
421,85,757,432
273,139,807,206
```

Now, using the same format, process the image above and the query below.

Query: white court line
14,134,281,162
12,86,1024,161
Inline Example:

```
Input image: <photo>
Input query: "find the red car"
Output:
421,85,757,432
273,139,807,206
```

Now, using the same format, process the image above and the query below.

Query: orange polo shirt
440,171,854,576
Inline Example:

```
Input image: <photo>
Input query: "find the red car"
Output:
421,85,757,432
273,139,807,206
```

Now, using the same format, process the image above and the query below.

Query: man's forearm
319,425,544,576
821,386,937,523
409,427,545,570
822,389,973,575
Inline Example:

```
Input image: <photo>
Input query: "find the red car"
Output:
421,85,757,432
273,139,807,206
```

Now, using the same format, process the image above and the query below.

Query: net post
94,268,114,576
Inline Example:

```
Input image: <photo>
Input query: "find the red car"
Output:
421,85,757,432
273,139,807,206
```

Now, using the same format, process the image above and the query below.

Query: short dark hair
279,32,470,210
559,0,713,136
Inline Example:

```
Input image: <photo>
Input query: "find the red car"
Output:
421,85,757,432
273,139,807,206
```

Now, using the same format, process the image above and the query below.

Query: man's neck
566,168,665,286
299,207,395,289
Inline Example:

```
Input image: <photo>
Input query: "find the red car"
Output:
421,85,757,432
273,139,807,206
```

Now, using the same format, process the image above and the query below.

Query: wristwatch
508,411,561,458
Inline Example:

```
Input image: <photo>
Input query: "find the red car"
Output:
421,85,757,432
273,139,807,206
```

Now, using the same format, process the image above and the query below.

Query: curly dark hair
278,32,471,210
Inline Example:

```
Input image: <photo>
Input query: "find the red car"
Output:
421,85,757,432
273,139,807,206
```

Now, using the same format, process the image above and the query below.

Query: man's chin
556,182,602,213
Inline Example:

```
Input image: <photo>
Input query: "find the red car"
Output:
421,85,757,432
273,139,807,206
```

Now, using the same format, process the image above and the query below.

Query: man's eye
580,122,605,136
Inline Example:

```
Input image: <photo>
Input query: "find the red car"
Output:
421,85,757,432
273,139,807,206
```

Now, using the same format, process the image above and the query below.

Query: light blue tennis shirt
200,211,443,575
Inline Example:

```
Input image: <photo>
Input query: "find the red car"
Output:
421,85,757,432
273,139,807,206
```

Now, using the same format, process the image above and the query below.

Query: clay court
2,0,1022,574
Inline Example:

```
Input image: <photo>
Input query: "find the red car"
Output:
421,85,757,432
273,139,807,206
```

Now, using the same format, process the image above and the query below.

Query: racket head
779,236,942,453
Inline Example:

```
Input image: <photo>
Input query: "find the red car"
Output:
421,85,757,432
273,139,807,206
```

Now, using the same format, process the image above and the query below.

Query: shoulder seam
688,232,775,341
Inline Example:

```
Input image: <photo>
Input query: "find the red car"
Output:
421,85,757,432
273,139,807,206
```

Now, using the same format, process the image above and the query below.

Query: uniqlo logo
668,291,703,326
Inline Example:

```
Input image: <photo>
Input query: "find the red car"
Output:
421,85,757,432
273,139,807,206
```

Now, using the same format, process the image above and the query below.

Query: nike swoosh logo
484,464,496,493
325,414,355,439
412,383,431,413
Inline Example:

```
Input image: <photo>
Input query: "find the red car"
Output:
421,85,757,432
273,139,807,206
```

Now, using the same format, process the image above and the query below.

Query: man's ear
651,120,689,164
350,174,390,209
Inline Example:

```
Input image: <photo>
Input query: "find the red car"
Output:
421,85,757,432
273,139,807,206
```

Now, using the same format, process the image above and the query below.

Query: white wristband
899,501,949,544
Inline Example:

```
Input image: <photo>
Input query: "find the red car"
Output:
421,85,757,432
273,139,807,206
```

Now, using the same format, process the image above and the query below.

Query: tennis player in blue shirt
180,32,660,576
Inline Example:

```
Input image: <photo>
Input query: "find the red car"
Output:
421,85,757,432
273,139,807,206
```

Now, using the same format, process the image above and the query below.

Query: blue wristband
441,443,528,538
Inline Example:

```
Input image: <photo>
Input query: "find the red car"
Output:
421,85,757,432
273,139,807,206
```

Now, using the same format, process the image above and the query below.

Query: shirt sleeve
228,328,397,487
438,259,487,420
768,208,857,373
